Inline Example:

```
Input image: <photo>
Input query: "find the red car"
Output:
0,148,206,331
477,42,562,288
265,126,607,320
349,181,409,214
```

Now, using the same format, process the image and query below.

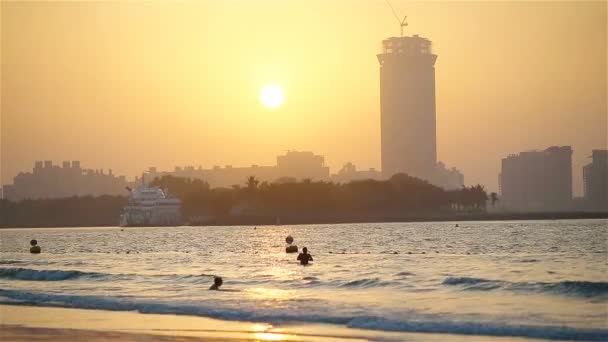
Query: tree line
0,195,127,227
150,173,490,222
0,173,491,227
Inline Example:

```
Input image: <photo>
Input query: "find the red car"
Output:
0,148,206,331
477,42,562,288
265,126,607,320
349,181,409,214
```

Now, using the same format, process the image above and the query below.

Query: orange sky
1,0,606,194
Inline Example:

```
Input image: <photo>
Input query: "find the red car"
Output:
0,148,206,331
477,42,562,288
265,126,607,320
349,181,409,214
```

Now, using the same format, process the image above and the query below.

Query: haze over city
1,2,608,341
1,0,606,195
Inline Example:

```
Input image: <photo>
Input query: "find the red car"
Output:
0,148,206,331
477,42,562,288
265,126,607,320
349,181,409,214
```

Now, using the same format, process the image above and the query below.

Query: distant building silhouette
583,149,608,210
2,161,128,201
329,161,462,189
331,162,383,183
377,33,463,190
0,147,467,201
431,162,465,190
378,34,437,179
499,146,573,211
277,151,329,181
145,151,330,188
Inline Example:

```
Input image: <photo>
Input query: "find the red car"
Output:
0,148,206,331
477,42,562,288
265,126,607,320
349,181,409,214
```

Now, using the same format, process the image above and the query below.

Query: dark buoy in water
455,224,459,227
285,235,298,253
30,239,41,254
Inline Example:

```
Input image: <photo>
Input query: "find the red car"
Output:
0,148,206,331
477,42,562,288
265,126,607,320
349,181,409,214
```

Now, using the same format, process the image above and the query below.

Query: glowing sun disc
260,85,285,108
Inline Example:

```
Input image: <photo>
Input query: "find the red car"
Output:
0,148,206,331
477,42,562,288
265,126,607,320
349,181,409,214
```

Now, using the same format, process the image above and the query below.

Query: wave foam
338,278,397,288
347,316,608,341
0,289,606,341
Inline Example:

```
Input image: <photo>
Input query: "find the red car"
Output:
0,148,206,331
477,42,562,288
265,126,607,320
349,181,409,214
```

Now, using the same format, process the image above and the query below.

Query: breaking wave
0,289,606,341
443,277,608,298
0,267,216,283
0,267,104,281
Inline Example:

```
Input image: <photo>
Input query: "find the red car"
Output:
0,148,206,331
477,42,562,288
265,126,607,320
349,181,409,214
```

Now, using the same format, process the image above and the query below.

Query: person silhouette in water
209,276,223,290
297,247,313,265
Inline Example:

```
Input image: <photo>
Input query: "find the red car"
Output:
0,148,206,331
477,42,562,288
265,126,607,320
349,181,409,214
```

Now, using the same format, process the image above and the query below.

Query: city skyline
1,3,606,341
2,1,606,195
3,146,469,201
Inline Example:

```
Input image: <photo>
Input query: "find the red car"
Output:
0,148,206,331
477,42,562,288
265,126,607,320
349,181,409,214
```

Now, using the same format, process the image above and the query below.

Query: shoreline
0,304,553,342
1,211,606,228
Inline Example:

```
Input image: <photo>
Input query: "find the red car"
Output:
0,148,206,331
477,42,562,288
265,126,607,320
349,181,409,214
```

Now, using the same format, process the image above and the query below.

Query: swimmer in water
297,247,313,265
209,276,223,290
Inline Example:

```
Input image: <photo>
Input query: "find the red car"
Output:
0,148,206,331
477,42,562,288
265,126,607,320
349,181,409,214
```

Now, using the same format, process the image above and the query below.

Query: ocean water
0,220,606,341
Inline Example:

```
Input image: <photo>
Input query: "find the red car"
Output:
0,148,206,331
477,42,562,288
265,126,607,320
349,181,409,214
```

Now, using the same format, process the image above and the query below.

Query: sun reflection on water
246,287,296,301
253,332,287,341
251,323,295,341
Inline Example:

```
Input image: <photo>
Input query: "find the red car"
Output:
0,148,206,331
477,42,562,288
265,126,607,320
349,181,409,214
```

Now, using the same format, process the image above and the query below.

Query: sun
260,85,285,109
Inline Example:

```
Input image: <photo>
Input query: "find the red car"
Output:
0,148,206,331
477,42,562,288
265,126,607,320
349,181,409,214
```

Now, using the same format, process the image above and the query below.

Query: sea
0,219,606,341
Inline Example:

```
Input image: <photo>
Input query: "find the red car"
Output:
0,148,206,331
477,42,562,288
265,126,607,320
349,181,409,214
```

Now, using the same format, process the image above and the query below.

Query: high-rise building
377,34,437,180
583,150,608,210
499,146,573,211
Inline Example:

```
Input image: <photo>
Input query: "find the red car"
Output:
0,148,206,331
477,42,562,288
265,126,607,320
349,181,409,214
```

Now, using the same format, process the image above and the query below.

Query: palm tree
471,184,488,210
490,192,498,207
246,176,259,193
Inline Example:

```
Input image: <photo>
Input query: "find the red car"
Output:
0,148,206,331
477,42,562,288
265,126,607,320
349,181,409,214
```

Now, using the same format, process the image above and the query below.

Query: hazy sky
1,1,606,194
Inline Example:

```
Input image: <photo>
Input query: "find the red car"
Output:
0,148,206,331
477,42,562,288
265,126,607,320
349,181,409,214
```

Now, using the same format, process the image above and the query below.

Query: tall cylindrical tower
377,34,437,180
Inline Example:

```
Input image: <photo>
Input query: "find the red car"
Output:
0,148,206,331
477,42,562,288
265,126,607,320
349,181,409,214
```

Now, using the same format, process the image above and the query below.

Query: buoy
286,245,298,253
29,239,41,254
285,235,294,244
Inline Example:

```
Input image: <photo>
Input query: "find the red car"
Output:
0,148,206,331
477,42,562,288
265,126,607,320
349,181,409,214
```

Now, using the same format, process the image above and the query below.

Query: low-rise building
2,161,128,201
146,151,330,188
331,163,383,183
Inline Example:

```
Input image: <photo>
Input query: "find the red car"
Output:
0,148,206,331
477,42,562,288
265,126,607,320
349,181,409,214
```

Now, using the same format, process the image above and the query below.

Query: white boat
119,184,182,227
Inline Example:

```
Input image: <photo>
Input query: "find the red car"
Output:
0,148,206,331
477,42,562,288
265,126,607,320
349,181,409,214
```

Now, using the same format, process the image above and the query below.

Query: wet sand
0,304,556,342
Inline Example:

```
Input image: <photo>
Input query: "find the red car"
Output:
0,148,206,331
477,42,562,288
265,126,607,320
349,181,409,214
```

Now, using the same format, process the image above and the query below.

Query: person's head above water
214,276,223,286
30,239,38,246
303,247,308,254
209,276,223,290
